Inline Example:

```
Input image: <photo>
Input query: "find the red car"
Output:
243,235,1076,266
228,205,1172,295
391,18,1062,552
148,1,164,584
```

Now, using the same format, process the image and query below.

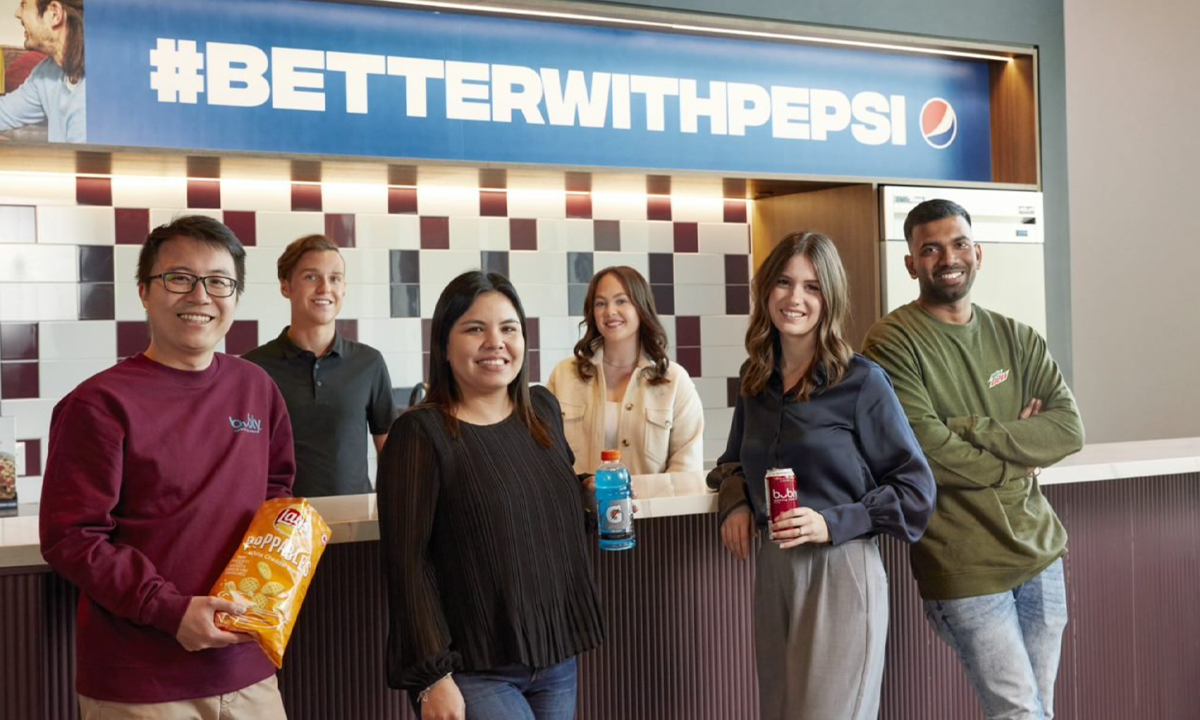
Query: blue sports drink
595,449,636,551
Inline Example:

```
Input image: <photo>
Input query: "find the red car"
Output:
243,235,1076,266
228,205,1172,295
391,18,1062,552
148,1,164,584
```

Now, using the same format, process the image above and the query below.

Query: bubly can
765,468,798,541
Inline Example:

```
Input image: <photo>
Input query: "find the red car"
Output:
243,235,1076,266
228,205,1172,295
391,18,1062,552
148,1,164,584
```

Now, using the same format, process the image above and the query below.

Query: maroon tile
291,160,322,183
647,195,672,222
186,156,221,179
223,211,256,247
509,218,537,251
526,317,540,349
479,168,507,190
76,176,112,206
388,165,418,186
528,350,540,384
648,253,674,284
724,199,748,224
420,217,450,250
117,321,149,358
594,220,620,252
421,319,432,353
726,285,751,315
0,324,38,361
725,254,750,284
565,172,592,194
651,284,674,315
646,175,672,196
115,208,150,245
19,438,41,477
224,320,259,356
480,190,507,217
566,193,592,219
187,179,221,209
674,222,699,253
325,213,356,248
727,377,742,407
388,187,418,214
0,362,38,400
422,352,430,383
676,316,701,347
78,283,115,321
291,183,322,212
75,152,112,176
676,347,702,378
336,318,358,343
722,178,748,199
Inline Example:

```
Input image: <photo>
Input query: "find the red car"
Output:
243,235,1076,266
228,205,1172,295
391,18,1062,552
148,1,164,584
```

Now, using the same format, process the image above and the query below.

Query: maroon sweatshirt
39,353,296,703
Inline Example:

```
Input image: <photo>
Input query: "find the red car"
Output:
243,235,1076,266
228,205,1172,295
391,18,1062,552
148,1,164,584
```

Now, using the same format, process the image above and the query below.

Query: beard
918,267,976,305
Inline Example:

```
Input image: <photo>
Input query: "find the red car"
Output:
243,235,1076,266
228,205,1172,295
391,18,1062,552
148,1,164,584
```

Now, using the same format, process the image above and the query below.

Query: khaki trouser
79,675,287,720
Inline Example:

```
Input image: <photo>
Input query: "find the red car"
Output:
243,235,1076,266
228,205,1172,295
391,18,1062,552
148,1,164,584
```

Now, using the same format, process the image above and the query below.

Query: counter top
5,438,1200,569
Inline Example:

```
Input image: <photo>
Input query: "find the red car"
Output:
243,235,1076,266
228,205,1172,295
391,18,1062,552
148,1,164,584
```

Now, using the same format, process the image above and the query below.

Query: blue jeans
924,558,1068,720
448,658,578,720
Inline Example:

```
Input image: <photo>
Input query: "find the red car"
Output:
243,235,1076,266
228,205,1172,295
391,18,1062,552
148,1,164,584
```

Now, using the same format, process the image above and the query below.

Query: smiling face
592,272,641,348
14,0,55,54
446,291,525,402
767,254,824,342
139,236,238,371
281,250,345,330
905,214,983,308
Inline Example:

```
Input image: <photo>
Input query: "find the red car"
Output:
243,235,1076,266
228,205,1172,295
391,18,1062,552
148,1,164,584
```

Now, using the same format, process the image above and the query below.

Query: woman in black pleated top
377,271,604,720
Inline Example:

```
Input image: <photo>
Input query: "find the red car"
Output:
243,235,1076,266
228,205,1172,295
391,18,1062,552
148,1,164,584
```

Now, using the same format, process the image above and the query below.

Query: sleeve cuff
143,587,192,637
820,504,872,546
402,652,463,693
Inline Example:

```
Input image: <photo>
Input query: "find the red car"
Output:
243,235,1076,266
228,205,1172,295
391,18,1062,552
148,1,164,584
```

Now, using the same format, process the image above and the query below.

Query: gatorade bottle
595,449,636,551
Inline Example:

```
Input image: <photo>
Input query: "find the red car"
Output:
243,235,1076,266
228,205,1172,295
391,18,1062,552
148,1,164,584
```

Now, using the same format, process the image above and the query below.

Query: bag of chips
209,497,332,668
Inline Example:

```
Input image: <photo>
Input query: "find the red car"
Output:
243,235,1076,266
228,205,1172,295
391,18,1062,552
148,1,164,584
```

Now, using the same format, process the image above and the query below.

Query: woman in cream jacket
547,266,704,476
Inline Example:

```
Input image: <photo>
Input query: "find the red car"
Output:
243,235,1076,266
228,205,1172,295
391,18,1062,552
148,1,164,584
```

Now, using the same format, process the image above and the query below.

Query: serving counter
4,439,1200,719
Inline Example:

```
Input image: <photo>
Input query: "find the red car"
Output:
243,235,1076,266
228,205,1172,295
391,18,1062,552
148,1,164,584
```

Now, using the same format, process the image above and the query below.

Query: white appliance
879,186,1047,338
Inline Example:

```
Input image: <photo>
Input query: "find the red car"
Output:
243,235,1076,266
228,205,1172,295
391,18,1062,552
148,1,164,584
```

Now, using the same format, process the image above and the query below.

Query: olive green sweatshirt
862,302,1084,600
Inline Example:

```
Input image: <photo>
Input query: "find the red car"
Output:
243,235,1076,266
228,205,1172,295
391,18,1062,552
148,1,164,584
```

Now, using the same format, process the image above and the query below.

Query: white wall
0,0,24,49
1065,0,1200,441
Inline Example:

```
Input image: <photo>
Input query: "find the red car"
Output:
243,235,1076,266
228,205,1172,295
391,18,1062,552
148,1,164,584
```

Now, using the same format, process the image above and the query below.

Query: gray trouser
754,538,888,720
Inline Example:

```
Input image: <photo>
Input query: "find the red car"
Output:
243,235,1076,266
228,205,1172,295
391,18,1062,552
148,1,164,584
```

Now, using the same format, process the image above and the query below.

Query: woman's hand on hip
772,507,830,549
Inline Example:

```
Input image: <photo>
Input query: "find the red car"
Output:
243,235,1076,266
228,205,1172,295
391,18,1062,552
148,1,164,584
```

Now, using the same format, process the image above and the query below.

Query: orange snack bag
209,497,332,668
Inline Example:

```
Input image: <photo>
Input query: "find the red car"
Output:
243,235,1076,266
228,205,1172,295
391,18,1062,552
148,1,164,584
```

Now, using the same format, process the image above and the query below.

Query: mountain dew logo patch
988,369,1011,389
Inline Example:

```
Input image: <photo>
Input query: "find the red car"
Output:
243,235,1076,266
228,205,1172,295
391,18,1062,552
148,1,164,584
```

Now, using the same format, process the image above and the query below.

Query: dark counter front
5,473,1200,719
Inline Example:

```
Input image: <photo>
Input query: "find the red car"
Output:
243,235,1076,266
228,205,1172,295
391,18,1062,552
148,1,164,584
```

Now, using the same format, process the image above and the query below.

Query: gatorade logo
920,98,958,149
606,505,624,525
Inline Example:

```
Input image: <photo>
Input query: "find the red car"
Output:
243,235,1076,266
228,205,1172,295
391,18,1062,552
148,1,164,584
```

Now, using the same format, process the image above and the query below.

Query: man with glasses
40,215,295,719
245,234,398,497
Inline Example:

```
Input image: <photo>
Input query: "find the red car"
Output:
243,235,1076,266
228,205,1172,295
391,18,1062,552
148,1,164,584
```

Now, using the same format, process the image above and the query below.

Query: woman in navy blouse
708,231,936,720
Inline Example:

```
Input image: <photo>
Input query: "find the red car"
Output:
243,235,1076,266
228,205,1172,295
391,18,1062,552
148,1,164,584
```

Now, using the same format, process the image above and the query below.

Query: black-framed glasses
146,272,240,298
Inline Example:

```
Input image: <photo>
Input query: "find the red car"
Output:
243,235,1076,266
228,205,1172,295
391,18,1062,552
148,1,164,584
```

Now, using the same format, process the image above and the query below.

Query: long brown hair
424,271,551,447
572,266,669,386
741,232,854,401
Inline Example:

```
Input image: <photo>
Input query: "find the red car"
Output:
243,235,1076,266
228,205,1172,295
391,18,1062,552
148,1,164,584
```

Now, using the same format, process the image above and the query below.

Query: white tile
39,359,114,398
509,251,567,285
356,318,423,354
39,321,117,360
0,283,79,322
701,346,747,378
416,186,479,218
35,206,115,245
617,221,650,253
16,476,43,502
112,176,187,209
323,183,387,214
673,254,725,285
150,208,221,229
661,315,677,350
237,283,291,323
507,187,565,219
418,250,484,317
0,244,78,282
341,248,390,286
592,252,650,279
0,205,37,243
382,352,426,388
698,223,750,255
536,315,585,352
356,214,419,250
1,398,58,438
244,246,282,285
646,221,674,252
563,219,595,252
705,407,735,434
339,283,390,319
671,195,724,223
673,284,726,316
114,281,144,321
0,173,75,205
592,192,647,221
692,377,730,409
514,283,568,319
450,217,509,251
219,178,292,212
700,315,749,346
255,212,324,248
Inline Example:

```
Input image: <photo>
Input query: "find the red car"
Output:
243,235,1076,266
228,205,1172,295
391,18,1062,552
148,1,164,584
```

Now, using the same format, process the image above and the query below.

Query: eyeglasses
146,272,240,298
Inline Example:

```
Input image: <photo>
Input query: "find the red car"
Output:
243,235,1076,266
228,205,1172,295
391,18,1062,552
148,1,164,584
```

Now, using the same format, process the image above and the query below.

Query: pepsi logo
920,98,957,149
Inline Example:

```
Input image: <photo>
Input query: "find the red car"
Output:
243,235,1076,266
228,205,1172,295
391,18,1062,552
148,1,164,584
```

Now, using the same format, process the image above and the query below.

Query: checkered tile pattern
0,172,752,499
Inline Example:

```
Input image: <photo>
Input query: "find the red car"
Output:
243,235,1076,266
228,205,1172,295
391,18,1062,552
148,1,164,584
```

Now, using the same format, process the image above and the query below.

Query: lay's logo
274,507,305,535
988,369,1010,389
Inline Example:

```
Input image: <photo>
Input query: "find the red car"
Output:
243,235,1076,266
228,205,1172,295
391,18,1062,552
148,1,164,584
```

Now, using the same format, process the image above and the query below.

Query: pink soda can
765,468,799,542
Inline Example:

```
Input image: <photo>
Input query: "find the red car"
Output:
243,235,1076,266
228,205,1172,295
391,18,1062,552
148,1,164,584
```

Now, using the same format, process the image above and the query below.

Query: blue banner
79,0,992,181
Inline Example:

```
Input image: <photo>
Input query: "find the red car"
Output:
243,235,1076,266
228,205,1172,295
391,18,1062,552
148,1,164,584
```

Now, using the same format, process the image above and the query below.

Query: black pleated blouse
377,386,605,693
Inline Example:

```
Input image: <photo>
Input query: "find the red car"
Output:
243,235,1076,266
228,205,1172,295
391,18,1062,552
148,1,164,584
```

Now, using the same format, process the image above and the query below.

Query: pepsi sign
83,0,994,181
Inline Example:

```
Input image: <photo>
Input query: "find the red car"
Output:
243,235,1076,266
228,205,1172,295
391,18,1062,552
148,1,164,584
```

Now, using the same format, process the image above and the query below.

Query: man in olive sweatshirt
862,199,1084,720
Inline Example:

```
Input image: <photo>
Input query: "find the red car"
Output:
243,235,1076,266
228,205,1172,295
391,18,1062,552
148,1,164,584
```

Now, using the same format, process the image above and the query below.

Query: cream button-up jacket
546,347,704,476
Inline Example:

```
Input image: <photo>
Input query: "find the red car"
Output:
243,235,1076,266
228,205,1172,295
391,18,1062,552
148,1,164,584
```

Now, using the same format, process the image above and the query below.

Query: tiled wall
0,171,752,500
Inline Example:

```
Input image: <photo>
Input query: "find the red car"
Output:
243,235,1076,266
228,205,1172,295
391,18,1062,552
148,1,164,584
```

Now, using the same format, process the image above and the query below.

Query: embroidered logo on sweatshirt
988,369,1011,389
229,414,263,434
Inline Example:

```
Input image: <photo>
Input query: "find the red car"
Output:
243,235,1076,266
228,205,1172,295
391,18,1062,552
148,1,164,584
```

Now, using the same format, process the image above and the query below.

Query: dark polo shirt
244,328,398,497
